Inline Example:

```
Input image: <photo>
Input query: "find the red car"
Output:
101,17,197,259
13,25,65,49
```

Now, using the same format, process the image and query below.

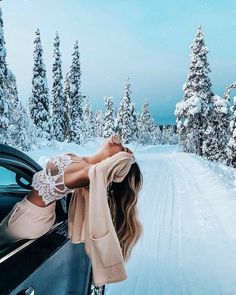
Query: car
0,144,105,295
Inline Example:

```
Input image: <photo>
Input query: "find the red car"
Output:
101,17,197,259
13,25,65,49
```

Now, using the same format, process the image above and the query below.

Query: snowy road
106,146,236,295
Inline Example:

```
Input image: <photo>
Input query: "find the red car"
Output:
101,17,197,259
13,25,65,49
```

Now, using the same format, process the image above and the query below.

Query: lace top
31,153,84,205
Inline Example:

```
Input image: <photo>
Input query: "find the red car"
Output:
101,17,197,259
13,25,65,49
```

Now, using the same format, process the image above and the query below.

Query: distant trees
103,96,115,138
138,98,153,144
0,5,178,151
116,80,134,143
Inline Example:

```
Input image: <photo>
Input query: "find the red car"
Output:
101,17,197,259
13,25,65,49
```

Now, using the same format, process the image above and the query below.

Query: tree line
175,26,236,168
0,6,177,151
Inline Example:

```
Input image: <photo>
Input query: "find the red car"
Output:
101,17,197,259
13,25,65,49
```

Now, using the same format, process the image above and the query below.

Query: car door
0,144,92,295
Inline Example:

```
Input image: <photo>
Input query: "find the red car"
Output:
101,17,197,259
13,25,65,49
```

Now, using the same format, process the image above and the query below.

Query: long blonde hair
107,161,143,262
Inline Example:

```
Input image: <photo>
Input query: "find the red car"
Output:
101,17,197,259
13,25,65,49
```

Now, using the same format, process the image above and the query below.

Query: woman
0,133,143,262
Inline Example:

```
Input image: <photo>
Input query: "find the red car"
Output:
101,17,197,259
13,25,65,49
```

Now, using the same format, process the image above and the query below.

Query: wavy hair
107,161,143,262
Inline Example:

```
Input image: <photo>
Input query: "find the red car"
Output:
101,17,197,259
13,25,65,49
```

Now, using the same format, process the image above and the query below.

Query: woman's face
98,138,133,157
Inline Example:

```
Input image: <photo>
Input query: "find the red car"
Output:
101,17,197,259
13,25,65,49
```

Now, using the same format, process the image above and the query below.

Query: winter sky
1,0,236,124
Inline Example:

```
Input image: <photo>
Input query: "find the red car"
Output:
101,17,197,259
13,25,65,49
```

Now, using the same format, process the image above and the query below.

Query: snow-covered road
106,146,236,295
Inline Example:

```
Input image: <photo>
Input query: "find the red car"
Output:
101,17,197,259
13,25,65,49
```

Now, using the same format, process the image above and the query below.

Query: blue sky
1,0,236,124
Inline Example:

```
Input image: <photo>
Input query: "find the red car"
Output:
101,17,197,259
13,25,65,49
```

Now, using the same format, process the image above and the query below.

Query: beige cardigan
67,151,134,287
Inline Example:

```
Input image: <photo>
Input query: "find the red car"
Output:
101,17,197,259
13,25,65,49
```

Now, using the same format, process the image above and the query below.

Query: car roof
0,144,42,173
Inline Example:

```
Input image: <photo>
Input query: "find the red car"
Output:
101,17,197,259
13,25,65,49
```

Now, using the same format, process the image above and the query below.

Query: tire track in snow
167,153,236,295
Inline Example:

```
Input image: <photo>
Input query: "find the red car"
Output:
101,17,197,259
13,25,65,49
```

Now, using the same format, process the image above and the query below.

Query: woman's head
97,133,133,159
107,160,143,262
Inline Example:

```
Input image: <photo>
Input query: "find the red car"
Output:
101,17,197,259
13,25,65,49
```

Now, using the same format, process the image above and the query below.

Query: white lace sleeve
31,155,74,205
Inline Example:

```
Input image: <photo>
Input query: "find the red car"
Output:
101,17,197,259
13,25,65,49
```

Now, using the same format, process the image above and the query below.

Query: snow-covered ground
26,142,236,295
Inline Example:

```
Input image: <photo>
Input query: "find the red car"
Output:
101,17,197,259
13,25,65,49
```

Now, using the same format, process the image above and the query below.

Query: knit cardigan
67,151,134,287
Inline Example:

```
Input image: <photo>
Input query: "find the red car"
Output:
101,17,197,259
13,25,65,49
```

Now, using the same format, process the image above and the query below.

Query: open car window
0,166,31,191
0,164,31,224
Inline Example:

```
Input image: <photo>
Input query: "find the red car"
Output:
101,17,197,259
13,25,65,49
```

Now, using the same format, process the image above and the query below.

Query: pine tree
130,102,139,141
103,96,115,138
162,125,170,145
175,99,187,150
151,124,162,145
169,125,179,145
67,41,83,144
0,7,10,144
90,107,95,138
62,71,70,140
51,32,64,141
82,96,93,141
138,98,153,145
8,102,33,151
6,69,19,110
175,26,214,155
226,96,236,167
185,93,202,153
28,29,51,138
116,80,133,143
162,125,179,145
94,109,104,137
203,95,230,162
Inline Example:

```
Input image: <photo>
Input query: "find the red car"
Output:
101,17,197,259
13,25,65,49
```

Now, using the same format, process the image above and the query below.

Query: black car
0,144,105,295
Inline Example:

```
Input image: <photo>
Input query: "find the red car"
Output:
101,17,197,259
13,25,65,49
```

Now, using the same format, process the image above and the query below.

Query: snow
187,93,201,115
25,143,236,294
212,95,229,114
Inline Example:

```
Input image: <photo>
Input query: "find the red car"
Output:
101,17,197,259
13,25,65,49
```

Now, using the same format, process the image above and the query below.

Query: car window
0,166,30,222
0,166,30,189
0,166,17,186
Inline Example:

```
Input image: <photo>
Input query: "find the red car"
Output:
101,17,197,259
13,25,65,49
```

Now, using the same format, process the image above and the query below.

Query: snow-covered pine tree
175,99,187,149
223,82,236,102
138,98,153,145
51,32,65,142
175,26,214,155
0,7,10,144
169,125,179,145
2,68,20,147
116,79,133,143
90,107,95,138
5,73,33,151
162,125,179,145
161,125,168,144
226,96,236,167
94,109,104,137
152,123,162,145
28,29,51,138
62,71,70,140
185,93,201,153
130,102,139,142
5,69,19,110
82,96,93,141
8,102,34,151
205,95,230,162
148,119,162,145
67,41,83,144
103,96,115,138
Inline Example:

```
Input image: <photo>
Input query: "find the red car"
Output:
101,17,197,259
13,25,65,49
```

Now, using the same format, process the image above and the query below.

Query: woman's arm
64,167,90,189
